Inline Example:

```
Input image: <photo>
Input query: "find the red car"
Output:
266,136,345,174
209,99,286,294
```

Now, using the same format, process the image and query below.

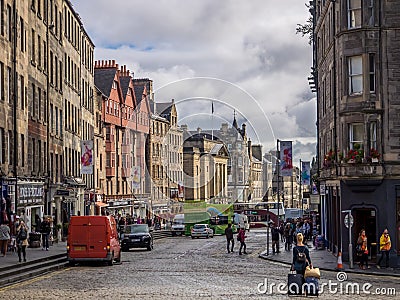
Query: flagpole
211,101,214,140
300,159,302,211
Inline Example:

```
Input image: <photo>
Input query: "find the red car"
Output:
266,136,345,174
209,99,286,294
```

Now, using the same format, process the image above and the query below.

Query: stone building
249,144,263,202
0,0,95,234
94,61,150,219
313,0,400,266
182,128,229,203
216,117,251,203
146,99,183,220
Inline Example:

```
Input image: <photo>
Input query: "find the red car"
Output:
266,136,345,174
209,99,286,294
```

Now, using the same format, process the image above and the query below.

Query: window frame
348,55,363,95
348,0,362,29
349,123,364,150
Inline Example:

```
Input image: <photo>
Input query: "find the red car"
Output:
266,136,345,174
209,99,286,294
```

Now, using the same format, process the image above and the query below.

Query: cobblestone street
0,230,398,299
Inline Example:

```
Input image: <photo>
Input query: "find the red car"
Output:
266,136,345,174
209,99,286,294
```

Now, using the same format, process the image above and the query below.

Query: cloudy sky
73,0,316,163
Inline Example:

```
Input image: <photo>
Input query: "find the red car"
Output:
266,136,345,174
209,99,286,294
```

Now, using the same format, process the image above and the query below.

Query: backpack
18,228,27,240
296,247,306,262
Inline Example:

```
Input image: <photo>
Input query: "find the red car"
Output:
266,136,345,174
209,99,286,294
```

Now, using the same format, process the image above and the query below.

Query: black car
121,224,153,251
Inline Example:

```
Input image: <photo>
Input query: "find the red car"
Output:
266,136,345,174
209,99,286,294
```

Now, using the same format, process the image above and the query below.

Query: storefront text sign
18,184,44,205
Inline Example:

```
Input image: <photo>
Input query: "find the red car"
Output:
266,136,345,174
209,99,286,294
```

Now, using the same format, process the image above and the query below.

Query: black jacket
225,227,234,240
40,220,51,234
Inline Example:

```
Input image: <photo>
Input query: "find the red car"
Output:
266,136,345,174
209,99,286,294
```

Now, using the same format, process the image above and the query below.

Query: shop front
16,180,45,233
105,198,133,217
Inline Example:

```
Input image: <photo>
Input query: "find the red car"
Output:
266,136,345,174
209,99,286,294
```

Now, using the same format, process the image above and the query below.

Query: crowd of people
0,214,54,263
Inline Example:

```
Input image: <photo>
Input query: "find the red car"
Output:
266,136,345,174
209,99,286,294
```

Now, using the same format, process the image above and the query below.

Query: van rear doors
67,216,121,265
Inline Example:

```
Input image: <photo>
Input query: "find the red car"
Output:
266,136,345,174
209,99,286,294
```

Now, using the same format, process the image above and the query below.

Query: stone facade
146,100,183,219
314,0,400,265
182,129,229,204
0,0,95,233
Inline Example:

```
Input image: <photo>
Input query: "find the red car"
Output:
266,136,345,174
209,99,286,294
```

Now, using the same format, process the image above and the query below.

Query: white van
171,214,185,236
234,213,250,232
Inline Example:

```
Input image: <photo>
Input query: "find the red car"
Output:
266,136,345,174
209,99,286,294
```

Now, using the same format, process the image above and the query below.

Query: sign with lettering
17,183,44,206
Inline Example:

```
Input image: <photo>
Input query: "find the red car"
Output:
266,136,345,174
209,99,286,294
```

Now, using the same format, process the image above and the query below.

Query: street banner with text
279,141,293,176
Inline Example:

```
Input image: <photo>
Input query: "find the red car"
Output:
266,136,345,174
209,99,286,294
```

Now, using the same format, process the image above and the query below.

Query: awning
95,202,109,207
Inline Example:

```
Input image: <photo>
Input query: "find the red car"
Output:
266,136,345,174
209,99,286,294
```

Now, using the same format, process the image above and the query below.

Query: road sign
344,214,354,228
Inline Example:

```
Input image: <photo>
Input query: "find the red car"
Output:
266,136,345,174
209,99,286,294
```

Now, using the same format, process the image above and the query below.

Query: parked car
121,224,153,251
191,224,214,239
67,216,121,266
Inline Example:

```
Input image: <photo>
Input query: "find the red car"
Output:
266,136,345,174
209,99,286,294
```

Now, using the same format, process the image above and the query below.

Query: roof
94,68,117,97
133,84,145,106
156,102,172,116
210,144,224,155
120,76,131,100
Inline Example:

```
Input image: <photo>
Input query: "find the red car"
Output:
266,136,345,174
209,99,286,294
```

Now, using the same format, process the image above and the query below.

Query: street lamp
342,209,354,269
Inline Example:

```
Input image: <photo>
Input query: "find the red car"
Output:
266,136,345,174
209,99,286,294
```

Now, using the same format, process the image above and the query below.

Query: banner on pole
81,140,93,174
131,166,141,189
279,141,293,176
301,161,311,185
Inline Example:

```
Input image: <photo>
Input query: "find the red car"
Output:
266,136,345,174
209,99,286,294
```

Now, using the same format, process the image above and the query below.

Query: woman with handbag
291,233,312,276
357,229,368,270
16,220,29,263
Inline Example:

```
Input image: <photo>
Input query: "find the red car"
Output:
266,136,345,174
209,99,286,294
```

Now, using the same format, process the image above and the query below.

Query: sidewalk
259,239,400,277
0,241,67,269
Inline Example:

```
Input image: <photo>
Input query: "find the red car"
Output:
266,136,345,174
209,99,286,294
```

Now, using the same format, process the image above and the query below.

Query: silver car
191,224,214,239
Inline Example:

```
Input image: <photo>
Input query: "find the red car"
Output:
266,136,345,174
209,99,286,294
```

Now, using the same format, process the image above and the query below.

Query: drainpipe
12,0,18,214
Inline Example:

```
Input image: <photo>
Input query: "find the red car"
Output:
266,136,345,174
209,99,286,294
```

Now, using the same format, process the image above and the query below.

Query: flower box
371,158,379,163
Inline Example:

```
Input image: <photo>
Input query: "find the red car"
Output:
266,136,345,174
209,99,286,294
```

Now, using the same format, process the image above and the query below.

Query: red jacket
238,229,246,242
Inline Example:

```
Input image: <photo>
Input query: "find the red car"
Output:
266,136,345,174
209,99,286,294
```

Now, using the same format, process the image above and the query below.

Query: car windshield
125,225,149,234
193,224,206,229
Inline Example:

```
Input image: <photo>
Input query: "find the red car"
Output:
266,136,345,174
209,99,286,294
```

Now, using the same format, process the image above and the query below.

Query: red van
67,215,121,266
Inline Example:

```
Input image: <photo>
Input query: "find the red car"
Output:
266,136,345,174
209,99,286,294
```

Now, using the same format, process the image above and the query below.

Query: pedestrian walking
377,228,391,269
356,229,368,270
271,225,280,254
225,223,234,253
0,223,10,256
40,216,51,251
291,233,312,276
237,227,247,255
16,220,28,262
279,222,285,243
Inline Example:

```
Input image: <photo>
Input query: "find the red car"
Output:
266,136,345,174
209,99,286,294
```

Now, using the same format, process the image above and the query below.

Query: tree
295,3,314,45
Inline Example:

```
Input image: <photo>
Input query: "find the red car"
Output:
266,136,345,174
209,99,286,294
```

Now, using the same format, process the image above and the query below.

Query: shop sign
56,189,70,196
17,184,44,205
108,200,131,207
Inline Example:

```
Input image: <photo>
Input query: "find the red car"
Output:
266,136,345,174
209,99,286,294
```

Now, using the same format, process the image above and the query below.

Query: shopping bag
304,276,319,296
288,272,304,296
305,266,320,279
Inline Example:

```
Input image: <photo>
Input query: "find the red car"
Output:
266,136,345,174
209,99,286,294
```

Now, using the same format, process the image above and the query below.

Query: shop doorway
30,206,43,232
354,208,377,261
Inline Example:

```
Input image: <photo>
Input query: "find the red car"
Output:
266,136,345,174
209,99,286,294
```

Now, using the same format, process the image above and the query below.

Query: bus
254,202,285,219
207,204,234,235
242,209,278,229
233,202,285,220
184,201,234,235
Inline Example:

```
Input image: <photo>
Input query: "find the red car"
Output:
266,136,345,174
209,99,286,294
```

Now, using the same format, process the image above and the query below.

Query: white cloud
74,0,316,161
